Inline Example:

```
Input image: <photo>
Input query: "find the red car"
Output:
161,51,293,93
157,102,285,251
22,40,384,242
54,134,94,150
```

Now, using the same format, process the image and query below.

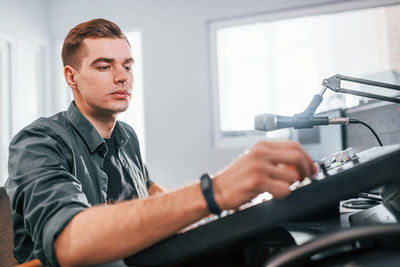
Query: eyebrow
90,57,134,66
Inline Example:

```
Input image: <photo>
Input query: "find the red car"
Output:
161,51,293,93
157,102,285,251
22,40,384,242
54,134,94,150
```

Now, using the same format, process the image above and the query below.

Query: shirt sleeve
143,164,153,188
6,126,90,266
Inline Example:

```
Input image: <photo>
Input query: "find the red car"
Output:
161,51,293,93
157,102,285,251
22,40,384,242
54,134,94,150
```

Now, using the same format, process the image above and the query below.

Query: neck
85,113,116,139
74,102,117,138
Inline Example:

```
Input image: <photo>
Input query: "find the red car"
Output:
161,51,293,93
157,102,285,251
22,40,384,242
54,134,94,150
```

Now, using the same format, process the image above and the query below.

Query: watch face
204,178,211,188
201,174,211,190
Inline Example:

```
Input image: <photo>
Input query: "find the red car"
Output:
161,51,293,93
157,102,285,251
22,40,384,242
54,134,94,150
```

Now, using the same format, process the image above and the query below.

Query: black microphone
254,113,354,132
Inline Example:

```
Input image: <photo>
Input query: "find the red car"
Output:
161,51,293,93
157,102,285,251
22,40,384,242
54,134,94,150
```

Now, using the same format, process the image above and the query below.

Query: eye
97,65,110,70
125,65,133,72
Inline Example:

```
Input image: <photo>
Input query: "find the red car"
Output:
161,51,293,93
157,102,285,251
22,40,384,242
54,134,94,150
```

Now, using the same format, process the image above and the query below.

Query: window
210,2,400,147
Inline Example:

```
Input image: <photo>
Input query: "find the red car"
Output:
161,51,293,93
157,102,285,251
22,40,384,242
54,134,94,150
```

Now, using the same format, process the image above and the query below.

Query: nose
114,66,130,85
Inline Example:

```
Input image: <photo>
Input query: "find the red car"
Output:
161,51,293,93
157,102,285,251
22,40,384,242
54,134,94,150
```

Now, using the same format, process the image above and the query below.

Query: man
6,18,316,266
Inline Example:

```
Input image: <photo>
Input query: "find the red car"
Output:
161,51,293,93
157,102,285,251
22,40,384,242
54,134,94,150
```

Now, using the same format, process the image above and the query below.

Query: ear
64,65,78,90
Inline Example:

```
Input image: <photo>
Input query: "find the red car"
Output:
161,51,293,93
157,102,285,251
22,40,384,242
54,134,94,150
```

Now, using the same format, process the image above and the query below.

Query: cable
349,119,383,146
342,199,381,209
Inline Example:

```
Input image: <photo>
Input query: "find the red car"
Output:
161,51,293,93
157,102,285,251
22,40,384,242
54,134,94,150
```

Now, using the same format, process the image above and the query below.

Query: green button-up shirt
6,102,151,266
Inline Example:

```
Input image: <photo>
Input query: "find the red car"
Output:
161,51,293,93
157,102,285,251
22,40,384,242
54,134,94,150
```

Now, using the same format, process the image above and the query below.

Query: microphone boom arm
322,74,400,104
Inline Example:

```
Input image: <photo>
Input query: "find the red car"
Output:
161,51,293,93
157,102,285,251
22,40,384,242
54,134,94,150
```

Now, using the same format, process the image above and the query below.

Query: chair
0,187,44,267
0,186,18,266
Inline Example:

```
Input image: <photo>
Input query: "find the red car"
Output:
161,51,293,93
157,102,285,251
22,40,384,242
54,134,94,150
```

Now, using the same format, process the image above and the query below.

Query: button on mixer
334,152,344,163
344,147,357,159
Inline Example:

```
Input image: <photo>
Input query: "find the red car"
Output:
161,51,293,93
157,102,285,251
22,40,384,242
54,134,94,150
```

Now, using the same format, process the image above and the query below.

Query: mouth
111,90,131,99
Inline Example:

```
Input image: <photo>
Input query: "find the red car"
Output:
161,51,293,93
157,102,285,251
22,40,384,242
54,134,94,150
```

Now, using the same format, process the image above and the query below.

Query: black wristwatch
200,173,222,215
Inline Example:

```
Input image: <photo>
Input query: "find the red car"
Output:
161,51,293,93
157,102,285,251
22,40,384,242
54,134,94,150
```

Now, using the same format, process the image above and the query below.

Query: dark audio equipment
345,102,400,151
125,144,400,267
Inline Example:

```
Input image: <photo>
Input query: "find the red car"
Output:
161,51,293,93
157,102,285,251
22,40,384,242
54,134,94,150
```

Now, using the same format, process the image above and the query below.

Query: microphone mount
292,91,325,129
293,74,400,129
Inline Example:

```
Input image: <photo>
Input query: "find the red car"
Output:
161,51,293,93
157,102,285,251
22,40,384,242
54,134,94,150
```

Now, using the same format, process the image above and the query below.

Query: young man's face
70,37,134,118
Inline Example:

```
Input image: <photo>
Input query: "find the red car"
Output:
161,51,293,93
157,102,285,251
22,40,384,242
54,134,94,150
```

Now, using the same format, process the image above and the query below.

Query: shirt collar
113,121,129,148
66,101,105,154
66,102,130,154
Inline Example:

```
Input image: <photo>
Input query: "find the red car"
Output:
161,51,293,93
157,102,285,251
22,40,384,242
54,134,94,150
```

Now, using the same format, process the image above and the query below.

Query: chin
112,103,130,113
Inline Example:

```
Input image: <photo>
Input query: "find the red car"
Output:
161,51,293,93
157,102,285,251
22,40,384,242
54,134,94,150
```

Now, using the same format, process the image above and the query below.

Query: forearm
148,182,167,196
55,183,208,266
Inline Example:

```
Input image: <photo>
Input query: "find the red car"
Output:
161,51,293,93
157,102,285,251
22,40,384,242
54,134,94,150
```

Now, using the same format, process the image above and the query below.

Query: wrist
200,173,222,215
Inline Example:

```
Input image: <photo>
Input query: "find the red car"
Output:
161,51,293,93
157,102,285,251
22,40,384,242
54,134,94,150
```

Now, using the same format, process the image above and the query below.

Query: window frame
208,0,400,148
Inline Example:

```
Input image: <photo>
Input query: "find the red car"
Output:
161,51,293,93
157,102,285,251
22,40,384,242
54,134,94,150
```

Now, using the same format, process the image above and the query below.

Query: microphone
254,113,353,132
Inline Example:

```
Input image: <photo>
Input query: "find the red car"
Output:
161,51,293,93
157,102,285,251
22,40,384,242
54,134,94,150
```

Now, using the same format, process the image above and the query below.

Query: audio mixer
125,144,400,267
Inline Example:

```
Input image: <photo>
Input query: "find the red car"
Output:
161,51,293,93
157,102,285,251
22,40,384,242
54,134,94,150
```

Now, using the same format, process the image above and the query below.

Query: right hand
212,141,317,211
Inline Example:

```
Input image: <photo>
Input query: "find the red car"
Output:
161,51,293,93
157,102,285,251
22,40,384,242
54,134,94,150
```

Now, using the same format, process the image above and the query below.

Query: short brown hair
61,18,130,68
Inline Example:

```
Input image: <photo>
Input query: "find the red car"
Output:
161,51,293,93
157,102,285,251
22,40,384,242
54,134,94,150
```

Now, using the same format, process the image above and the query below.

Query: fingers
251,141,317,178
259,178,291,199
213,141,316,209
270,149,312,178
261,162,300,184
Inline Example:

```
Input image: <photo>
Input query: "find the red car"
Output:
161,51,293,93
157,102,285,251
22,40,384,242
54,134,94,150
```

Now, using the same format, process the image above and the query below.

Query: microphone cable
349,118,383,146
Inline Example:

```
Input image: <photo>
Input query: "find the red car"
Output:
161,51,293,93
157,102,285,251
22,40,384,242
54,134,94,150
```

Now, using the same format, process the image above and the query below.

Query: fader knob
320,157,331,168
344,147,357,159
334,152,344,163
340,150,350,162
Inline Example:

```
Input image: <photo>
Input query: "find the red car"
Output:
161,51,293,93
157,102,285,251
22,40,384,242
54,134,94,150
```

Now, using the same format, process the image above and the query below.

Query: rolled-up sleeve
7,126,90,266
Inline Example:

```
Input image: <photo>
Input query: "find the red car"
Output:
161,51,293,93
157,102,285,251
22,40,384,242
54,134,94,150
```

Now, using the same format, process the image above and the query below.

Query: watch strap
200,173,222,215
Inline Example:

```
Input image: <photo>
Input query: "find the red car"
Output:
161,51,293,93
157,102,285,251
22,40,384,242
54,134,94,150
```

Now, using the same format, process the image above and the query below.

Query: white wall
0,0,53,120
0,0,51,185
46,0,400,188
0,0,49,43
